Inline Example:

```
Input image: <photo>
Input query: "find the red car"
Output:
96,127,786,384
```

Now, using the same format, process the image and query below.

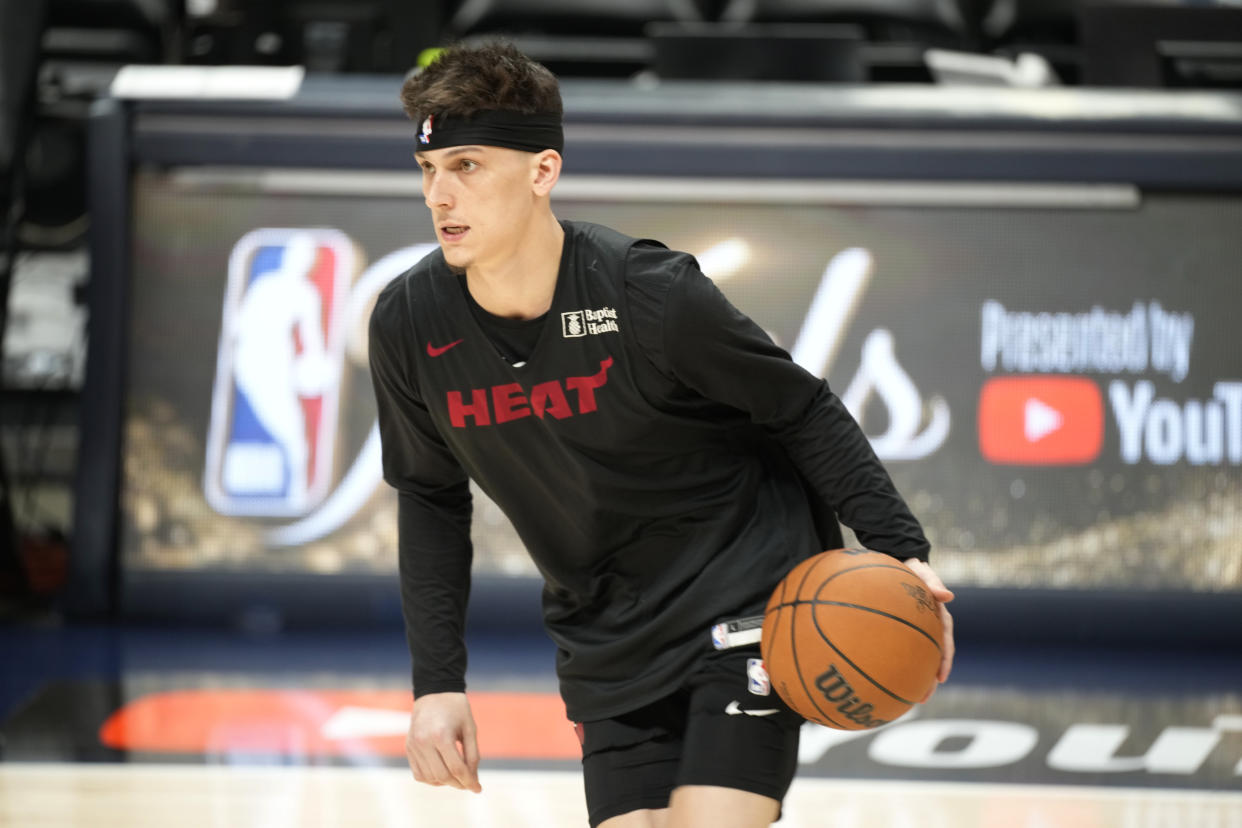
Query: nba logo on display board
204,228,355,517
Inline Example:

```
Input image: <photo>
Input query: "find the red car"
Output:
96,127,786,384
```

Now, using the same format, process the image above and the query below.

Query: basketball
761,548,943,730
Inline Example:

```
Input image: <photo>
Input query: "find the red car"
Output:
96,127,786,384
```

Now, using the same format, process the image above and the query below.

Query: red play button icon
979,376,1104,465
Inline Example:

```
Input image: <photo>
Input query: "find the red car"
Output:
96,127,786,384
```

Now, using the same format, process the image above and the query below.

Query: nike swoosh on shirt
725,700,781,717
426,339,464,357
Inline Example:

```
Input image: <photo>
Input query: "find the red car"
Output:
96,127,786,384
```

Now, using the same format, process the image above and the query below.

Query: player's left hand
903,558,954,702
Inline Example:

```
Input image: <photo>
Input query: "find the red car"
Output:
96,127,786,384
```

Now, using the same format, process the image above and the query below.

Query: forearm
370,298,477,692
657,265,929,561
397,486,474,696
771,383,930,562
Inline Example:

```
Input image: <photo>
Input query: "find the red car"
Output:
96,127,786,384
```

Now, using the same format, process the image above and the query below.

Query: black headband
416,109,564,154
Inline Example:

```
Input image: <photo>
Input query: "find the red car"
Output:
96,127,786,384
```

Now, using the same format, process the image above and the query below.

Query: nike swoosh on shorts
725,700,781,717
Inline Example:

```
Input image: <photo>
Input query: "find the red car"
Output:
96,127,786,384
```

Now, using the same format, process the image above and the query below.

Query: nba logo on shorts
204,228,356,517
747,658,771,696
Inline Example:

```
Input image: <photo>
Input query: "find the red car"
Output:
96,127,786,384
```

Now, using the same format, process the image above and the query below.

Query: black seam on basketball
763,579,787,662
789,603,851,729
809,600,942,652
765,604,801,715
764,571,790,628
788,558,852,729
769,564,911,610
811,569,929,705
763,567,792,655
821,563,913,582
808,607,917,707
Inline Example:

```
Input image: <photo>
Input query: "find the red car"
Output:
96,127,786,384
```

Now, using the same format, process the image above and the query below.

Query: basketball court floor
1,622,1240,827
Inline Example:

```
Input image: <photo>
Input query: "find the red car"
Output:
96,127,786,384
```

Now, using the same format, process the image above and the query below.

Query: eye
459,159,479,172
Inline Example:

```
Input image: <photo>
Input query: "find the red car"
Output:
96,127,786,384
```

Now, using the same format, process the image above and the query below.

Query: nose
424,170,453,210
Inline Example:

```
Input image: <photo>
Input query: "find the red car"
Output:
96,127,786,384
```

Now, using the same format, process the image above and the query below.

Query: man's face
417,144,536,272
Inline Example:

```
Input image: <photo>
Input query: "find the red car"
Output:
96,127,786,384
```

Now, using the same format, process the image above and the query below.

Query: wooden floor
3,764,1241,828
3,627,1240,827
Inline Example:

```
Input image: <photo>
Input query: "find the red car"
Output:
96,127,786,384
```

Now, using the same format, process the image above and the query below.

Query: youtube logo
979,376,1104,465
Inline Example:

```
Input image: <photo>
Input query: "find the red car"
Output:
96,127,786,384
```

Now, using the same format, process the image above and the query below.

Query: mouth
440,224,470,243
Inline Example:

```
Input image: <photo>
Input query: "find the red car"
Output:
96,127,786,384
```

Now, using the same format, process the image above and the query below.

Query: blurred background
1,1,1242,825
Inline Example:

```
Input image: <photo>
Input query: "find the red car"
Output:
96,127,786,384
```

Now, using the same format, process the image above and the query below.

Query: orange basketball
761,548,943,730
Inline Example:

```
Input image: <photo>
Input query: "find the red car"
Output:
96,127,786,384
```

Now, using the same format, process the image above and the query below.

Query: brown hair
399,41,563,123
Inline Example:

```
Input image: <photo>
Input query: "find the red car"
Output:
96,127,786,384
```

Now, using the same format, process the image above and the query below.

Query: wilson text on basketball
815,665,889,729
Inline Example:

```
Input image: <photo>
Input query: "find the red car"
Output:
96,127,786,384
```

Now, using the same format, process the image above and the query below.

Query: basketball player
369,42,954,828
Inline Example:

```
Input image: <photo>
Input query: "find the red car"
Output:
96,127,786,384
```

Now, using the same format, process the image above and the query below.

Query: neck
466,211,564,320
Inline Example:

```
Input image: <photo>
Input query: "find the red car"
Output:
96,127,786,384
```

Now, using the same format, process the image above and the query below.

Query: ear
530,149,562,196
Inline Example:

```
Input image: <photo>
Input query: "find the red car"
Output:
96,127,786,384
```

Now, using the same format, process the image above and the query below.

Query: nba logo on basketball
204,228,356,517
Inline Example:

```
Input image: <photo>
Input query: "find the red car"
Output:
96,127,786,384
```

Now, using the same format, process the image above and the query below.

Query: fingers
462,723,483,793
917,607,955,704
408,733,480,791
406,732,444,787
435,730,482,794
904,558,956,697
904,558,955,603
406,701,483,793
937,601,956,684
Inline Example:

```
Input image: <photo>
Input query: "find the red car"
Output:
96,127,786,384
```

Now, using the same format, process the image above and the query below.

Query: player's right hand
406,692,482,793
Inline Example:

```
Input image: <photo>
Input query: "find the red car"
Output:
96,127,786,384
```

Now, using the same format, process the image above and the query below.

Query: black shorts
577,646,803,827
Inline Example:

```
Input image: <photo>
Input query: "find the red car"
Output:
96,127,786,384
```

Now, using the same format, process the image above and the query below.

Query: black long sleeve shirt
368,220,929,721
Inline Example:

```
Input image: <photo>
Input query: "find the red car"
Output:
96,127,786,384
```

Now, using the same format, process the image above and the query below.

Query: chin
440,246,471,271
